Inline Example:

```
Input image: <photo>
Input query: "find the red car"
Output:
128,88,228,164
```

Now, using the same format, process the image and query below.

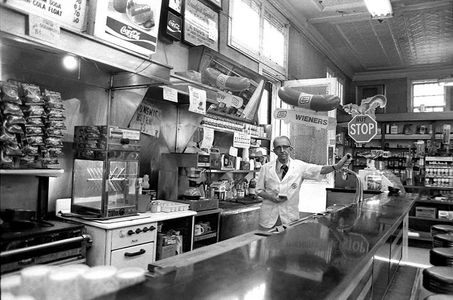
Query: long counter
97,192,416,300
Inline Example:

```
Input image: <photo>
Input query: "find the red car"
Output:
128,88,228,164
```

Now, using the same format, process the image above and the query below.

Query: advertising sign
129,102,162,137
273,108,329,130
92,0,162,56
5,0,87,31
183,0,219,51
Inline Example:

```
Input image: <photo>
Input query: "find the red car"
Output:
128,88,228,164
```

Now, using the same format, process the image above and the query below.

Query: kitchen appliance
71,126,141,219
158,153,219,211
0,219,90,275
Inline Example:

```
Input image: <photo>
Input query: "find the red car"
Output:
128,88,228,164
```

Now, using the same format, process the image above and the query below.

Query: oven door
110,243,154,269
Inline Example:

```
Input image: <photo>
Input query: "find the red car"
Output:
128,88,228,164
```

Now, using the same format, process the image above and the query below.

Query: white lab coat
256,158,323,228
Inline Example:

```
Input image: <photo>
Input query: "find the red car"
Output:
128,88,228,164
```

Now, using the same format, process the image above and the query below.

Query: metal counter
218,202,262,241
97,192,415,300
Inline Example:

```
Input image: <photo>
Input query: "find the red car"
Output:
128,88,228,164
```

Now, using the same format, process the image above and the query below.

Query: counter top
59,210,197,229
218,201,262,215
97,192,416,300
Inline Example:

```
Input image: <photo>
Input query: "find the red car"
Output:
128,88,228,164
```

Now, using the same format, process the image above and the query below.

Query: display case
71,126,141,218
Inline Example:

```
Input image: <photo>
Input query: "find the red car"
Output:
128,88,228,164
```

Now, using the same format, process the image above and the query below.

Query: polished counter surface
98,192,415,300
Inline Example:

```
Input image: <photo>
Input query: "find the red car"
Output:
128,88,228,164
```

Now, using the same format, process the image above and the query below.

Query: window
412,80,446,112
326,68,345,105
229,0,288,76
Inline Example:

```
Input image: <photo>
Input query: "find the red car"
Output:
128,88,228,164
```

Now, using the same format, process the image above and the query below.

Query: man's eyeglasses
273,145,292,152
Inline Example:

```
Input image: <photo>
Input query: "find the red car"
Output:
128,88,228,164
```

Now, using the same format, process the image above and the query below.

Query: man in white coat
256,135,352,229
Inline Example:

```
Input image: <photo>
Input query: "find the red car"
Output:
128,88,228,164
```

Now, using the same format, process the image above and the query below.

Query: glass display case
71,126,141,218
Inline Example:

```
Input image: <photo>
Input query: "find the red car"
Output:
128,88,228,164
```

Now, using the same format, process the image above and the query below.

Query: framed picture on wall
356,84,386,114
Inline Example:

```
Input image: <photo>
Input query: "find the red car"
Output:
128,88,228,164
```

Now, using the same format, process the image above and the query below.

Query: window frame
410,79,447,112
228,0,289,77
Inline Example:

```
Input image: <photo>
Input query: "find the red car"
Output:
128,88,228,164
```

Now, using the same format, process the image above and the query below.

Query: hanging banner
188,86,206,115
274,108,329,130
129,102,161,137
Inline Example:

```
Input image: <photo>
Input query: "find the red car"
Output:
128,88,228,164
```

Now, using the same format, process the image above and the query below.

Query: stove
0,219,91,274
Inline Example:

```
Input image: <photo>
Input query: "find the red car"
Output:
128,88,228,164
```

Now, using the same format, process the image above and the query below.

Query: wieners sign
274,108,329,130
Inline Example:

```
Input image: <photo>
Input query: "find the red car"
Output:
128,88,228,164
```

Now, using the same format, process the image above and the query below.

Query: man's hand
337,153,352,170
273,194,288,203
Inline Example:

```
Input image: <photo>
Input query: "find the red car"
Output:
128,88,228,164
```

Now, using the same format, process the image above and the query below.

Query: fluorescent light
363,0,393,20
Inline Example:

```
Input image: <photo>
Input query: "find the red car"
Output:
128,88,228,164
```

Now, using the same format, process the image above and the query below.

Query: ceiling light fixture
62,55,78,71
363,0,393,20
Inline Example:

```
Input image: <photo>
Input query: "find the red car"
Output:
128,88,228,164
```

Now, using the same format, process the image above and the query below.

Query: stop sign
348,114,377,143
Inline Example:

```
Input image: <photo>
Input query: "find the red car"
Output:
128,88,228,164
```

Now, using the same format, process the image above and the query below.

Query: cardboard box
88,0,162,56
415,207,436,218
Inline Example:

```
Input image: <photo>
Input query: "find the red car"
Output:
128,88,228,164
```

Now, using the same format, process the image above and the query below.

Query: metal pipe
0,234,91,258
341,167,363,204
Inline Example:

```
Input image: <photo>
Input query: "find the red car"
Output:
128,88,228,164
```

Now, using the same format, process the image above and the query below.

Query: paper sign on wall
129,102,161,137
163,86,178,102
274,108,329,130
233,132,251,148
29,15,60,44
200,127,214,150
188,86,206,115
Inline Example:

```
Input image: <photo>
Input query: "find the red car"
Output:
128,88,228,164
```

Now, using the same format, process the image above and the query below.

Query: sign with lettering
29,15,61,44
129,102,162,137
273,108,329,130
5,0,87,31
348,114,377,143
183,0,219,51
92,0,162,56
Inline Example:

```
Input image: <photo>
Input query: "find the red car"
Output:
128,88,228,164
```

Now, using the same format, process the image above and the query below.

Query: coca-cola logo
120,26,141,40
168,20,181,32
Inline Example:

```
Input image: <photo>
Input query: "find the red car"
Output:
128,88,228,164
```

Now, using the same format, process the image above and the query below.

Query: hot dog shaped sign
202,68,251,92
278,86,340,111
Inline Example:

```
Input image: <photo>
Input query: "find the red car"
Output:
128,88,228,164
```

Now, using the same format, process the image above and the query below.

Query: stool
433,233,453,248
432,225,453,236
423,267,453,295
430,248,453,266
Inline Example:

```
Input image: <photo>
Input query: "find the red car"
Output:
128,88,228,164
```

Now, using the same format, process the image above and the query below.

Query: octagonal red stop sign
348,114,377,143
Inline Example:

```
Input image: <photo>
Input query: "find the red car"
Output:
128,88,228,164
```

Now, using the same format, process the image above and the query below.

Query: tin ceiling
276,0,453,78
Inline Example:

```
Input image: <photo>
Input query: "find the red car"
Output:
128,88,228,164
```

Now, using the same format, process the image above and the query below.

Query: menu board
183,0,219,51
5,0,87,31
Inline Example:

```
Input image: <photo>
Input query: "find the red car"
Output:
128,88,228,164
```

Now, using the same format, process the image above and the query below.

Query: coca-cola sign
120,26,142,40
165,11,181,40
92,0,162,56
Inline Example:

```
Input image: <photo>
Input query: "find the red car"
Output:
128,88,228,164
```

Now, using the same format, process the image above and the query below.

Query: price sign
5,0,87,31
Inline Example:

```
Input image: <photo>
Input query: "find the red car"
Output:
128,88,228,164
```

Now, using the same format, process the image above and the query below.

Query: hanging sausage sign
278,86,340,112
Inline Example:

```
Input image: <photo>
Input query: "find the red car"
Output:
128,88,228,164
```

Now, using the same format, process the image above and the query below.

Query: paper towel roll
115,267,146,289
21,265,53,299
1,274,21,295
46,264,90,300
81,266,118,300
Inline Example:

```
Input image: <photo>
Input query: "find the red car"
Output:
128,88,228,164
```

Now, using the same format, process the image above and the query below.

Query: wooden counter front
96,192,416,300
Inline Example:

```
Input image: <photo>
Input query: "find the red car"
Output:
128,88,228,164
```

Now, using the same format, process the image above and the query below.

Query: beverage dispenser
71,126,141,218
